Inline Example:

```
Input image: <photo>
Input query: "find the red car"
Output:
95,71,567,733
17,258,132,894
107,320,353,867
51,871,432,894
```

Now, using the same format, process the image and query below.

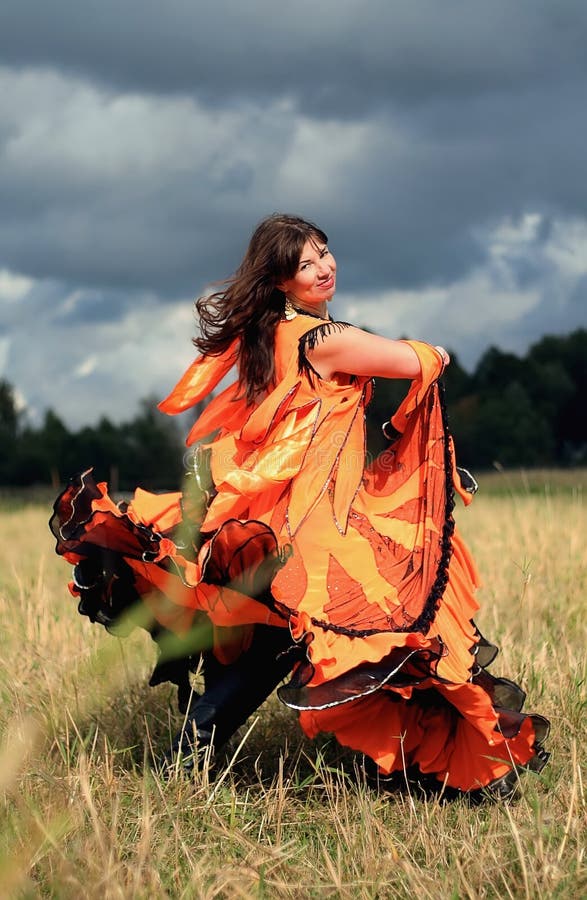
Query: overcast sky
1,1,586,427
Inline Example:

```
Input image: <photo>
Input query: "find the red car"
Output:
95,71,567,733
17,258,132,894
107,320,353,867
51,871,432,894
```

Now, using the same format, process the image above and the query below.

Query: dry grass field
0,471,586,898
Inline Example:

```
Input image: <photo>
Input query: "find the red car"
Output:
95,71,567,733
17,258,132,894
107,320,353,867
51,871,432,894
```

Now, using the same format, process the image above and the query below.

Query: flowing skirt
50,458,550,794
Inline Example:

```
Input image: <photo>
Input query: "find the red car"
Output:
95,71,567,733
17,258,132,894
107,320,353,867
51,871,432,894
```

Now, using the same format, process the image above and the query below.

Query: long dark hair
194,213,328,404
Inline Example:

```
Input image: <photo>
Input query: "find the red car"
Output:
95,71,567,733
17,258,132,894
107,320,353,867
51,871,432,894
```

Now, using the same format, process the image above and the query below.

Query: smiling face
277,237,337,312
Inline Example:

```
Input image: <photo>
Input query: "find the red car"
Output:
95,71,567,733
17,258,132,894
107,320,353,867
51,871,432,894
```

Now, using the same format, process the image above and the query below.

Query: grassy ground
0,471,586,898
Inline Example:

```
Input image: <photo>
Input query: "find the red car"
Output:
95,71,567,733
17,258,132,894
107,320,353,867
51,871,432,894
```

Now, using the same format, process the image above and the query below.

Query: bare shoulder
305,322,422,381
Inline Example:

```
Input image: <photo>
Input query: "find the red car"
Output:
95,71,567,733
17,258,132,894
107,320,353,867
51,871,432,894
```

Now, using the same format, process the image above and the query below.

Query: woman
51,213,549,796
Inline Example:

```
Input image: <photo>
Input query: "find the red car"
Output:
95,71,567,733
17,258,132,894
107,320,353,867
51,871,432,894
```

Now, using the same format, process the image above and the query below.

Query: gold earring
283,297,298,320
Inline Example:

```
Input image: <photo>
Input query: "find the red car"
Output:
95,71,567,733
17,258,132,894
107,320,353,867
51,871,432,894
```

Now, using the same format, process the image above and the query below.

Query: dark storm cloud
1,71,586,298
0,81,292,294
51,289,135,326
2,0,587,112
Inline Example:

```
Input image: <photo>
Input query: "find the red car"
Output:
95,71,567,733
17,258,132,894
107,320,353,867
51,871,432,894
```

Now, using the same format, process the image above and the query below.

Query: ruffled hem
296,650,550,792
300,695,549,793
49,469,291,642
278,620,549,791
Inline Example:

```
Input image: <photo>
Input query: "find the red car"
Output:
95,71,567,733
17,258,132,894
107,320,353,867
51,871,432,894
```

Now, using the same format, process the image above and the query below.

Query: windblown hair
194,214,328,404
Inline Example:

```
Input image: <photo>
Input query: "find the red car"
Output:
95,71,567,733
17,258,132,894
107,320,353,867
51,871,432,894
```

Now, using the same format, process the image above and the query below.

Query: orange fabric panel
157,340,238,414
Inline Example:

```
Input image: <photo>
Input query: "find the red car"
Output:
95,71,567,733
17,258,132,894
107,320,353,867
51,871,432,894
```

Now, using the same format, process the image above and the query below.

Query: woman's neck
287,296,329,319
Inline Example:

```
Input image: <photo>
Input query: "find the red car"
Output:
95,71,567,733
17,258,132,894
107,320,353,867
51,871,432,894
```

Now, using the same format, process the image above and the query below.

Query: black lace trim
287,306,332,322
278,644,445,711
406,379,455,634
297,321,353,384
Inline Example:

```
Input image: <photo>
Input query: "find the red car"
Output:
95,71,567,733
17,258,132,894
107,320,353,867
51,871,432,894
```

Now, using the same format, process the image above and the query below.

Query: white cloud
0,67,256,180
277,116,375,200
49,296,199,427
13,387,27,414
0,269,34,302
74,355,99,378
337,276,540,369
336,214,586,368
543,219,587,278
0,336,10,373
0,270,200,427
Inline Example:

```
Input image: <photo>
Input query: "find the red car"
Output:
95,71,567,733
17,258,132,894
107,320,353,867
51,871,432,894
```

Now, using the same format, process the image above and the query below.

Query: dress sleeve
158,340,238,415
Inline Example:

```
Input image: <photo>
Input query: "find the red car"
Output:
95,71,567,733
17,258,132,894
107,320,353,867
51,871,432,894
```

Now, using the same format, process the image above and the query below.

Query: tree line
366,328,586,469
1,328,585,490
0,395,186,491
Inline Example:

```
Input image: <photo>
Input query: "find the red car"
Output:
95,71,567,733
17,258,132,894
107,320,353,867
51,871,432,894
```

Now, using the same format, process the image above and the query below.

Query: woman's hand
434,346,450,368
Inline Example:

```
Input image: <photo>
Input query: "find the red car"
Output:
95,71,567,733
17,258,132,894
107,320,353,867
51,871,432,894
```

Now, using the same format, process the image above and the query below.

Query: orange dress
51,313,549,791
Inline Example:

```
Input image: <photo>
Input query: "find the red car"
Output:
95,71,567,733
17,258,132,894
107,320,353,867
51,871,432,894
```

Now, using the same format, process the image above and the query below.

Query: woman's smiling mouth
318,275,335,291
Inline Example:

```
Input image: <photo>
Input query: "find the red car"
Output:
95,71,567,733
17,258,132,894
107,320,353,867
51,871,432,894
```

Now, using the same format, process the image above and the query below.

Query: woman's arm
305,325,448,380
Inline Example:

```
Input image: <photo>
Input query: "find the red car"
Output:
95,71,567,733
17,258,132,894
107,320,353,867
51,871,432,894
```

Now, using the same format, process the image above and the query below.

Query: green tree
442,351,473,403
120,397,184,490
528,329,587,459
365,377,411,460
0,379,20,482
473,346,527,394
465,381,554,467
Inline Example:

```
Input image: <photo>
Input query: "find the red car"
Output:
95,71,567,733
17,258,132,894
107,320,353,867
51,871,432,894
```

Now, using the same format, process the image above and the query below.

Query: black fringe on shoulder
297,322,353,383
